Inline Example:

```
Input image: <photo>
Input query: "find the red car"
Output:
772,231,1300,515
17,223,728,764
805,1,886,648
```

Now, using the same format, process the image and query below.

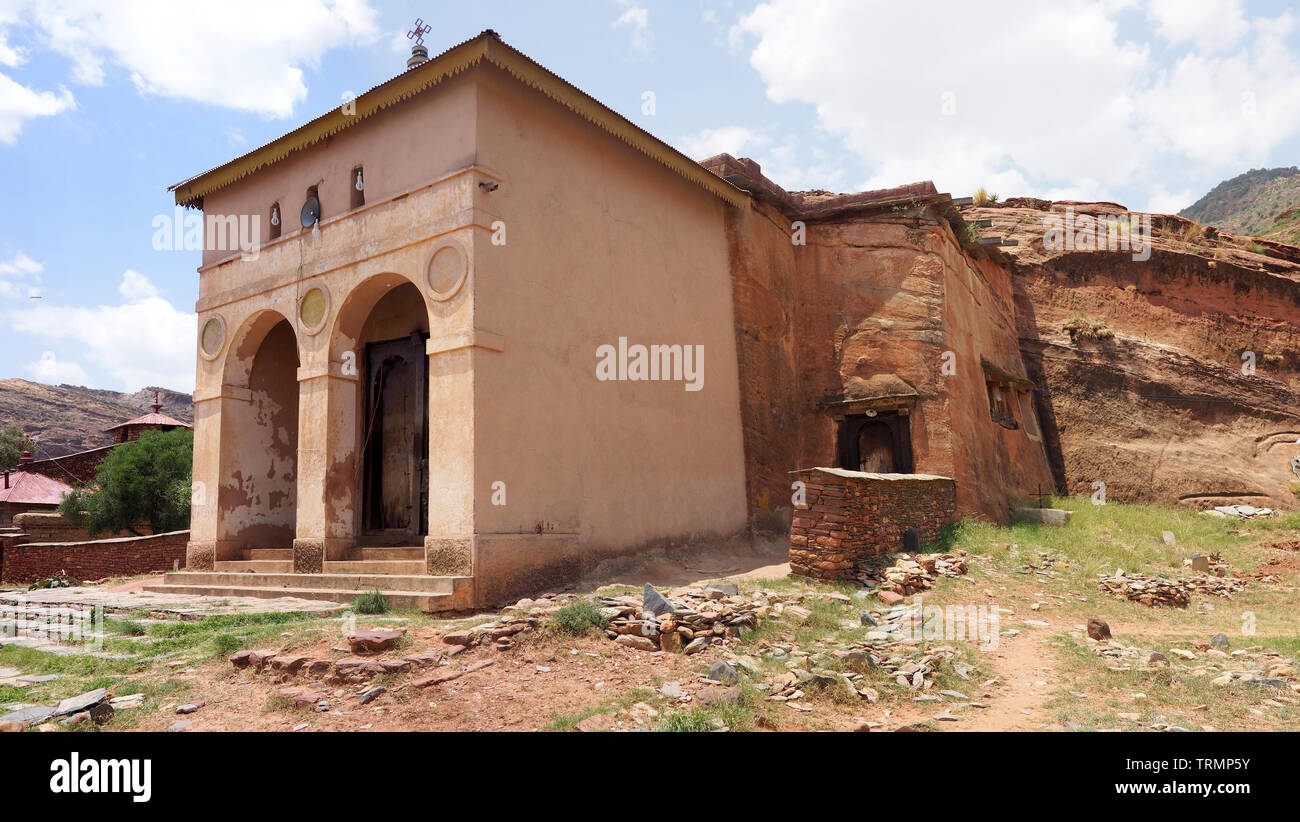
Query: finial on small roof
152,390,163,413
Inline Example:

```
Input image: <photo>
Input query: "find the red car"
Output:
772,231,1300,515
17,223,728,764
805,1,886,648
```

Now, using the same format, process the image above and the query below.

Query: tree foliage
59,428,193,536
0,424,32,469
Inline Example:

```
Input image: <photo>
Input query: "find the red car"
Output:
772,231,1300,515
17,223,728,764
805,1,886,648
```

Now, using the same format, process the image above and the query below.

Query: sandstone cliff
965,200,1300,510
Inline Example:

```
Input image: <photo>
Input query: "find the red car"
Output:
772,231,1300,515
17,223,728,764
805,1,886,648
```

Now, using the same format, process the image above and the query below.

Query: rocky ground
2,499,1298,733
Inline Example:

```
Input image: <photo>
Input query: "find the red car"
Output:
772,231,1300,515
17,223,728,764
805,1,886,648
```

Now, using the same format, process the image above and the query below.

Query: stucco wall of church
468,66,749,603
188,76,482,571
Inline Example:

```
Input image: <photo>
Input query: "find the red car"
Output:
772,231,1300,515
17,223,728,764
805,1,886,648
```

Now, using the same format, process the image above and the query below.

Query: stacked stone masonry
789,468,956,581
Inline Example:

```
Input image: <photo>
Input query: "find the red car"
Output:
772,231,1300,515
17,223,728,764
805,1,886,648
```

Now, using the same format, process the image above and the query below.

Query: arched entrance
218,313,300,552
837,412,913,474
333,277,430,545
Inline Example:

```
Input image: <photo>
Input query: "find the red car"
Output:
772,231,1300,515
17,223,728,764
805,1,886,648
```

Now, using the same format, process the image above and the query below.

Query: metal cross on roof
407,18,431,46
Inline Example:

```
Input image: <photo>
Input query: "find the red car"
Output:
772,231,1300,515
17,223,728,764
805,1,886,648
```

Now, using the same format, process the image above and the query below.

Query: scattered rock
615,634,659,652
359,686,386,705
708,661,740,685
575,713,617,732
642,583,675,617
167,720,193,732
682,637,710,655
54,688,107,718
175,702,204,715
1210,633,1230,649
697,686,744,707
347,629,405,654
875,590,905,606
1087,618,1111,640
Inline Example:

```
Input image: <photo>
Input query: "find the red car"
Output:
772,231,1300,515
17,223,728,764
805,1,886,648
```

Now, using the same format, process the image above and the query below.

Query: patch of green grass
548,598,609,637
656,682,763,732
0,645,136,678
104,617,146,637
210,633,245,658
351,590,388,615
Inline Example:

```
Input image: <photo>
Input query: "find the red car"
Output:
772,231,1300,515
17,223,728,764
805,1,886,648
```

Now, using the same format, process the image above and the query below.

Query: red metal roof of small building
103,411,192,432
103,391,193,432
0,469,74,505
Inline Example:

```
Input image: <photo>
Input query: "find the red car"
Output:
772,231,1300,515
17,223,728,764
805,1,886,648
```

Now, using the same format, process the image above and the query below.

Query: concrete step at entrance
140,583,449,611
151,570,455,593
323,559,425,574
248,548,293,560
352,546,424,560
214,560,293,572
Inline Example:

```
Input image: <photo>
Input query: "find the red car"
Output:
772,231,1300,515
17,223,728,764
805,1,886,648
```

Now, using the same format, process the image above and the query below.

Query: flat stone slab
1014,507,1072,526
54,688,107,717
0,706,55,724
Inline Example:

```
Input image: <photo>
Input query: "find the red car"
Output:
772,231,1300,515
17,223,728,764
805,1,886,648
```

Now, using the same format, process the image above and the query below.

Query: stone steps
141,570,473,612
248,548,293,560
322,559,425,575
140,583,447,611
215,560,293,572
351,546,424,560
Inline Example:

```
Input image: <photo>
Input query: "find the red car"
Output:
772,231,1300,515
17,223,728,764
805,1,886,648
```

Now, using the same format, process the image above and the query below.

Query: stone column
423,329,502,576
293,360,360,573
187,385,250,569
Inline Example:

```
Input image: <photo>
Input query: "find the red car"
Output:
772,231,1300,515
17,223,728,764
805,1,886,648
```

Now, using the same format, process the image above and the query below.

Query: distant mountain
0,379,193,459
1180,166,1300,243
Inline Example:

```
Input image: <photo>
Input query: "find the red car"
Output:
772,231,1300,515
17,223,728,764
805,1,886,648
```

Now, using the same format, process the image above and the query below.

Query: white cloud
1145,185,1195,214
0,250,44,298
613,1,654,59
679,124,851,192
1148,0,1248,53
734,0,1300,203
7,270,196,392
7,0,377,118
0,71,74,144
26,351,91,386
678,125,766,159
117,269,159,301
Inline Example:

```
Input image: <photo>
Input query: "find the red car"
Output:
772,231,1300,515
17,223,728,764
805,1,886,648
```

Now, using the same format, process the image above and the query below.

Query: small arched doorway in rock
837,412,913,474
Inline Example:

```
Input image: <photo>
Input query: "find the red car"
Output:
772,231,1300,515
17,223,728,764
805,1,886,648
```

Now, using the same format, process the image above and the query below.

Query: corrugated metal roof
0,470,74,505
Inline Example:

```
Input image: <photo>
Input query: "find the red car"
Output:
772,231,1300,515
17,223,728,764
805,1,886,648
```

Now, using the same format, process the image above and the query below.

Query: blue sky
2,0,1299,394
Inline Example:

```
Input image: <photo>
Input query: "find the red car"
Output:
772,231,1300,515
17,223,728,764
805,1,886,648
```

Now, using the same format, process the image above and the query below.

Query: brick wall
789,468,956,580
0,530,188,584
10,512,148,544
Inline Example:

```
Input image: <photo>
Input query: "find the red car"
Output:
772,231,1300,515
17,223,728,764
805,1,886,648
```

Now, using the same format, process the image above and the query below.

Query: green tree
0,424,32,468
60,428,193,536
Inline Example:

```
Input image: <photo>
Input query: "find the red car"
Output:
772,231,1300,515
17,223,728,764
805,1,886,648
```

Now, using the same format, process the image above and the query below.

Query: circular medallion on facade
426,242,468,301
298,286,329,334
199,315,226,360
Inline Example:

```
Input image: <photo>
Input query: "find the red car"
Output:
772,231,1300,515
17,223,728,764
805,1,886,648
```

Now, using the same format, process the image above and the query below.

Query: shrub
973,187,999,206
1063,316,1115,343
549,599,608,636
59,428,193,536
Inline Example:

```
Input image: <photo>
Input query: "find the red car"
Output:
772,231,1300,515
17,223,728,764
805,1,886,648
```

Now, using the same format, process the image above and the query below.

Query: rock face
971,199,1300,511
